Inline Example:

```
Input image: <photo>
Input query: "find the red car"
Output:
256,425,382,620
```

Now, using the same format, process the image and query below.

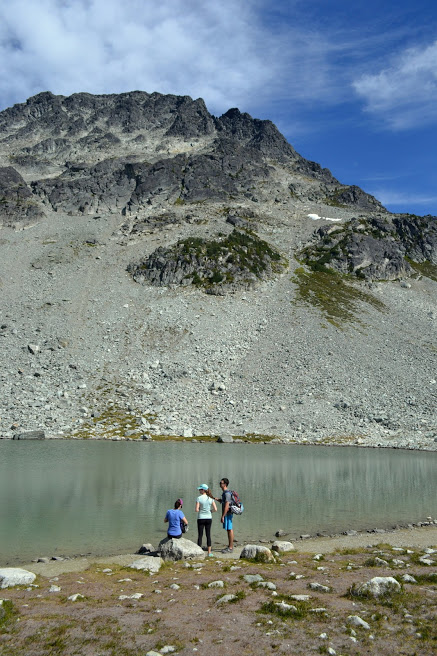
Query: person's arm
212,500,217,513
221,491,231,521
195,501,200,513
221,495,230,522
164,511,169,524
181,512,188,526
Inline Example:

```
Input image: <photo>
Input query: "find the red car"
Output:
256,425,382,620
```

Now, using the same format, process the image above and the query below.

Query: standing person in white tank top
195,484,217,556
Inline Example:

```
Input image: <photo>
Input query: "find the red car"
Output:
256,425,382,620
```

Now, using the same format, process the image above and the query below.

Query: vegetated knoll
299,213,437,281
127,228,288,294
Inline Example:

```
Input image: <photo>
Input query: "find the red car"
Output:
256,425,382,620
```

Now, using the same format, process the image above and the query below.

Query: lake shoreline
6,522,435,574
2,433,437,451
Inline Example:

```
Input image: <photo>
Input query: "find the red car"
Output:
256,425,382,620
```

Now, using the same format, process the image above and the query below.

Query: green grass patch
259,598,311,619
292,265,386,329
409,572,437,584
238,433,281,443
0,600,17,631
228,589,246,603
363,557,390,567
416,617,437,644
408,258,437,282
334,547,365,556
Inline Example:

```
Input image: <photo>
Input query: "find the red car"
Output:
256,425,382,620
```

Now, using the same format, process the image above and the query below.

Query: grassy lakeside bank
1,529,436,656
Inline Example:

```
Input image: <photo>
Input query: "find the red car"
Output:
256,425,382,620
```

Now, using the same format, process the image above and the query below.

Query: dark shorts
168,533,182,539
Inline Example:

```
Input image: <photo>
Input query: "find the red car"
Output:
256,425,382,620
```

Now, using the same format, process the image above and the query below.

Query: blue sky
1,0,437,215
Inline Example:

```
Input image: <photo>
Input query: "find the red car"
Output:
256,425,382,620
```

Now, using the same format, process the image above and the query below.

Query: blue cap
197,484,208,490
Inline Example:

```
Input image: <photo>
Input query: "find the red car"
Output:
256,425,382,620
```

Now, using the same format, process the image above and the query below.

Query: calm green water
1,441,435,564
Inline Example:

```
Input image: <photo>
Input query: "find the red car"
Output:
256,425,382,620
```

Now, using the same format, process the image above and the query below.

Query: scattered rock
347,615,370,630
243,574,264,584
129,556,163,573
240,545,274,562
257,581,276,590
0,568,36,588
137,543,155,554
217,433,234,443
67,593,84,601
216,594,237,605
402,574,417,583
308,582,330,593
271,540,294,553
275,600,297,613
374,557,389,566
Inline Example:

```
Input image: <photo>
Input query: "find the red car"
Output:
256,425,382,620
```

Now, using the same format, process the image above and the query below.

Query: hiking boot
221,547,233,553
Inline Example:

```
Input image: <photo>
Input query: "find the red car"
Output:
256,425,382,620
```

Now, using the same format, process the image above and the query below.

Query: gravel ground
1,528,436,656
0,200,436,449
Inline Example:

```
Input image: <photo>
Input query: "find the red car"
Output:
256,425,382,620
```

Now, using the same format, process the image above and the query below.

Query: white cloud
0,0,349,115
368,188,437,208
353,40,437,129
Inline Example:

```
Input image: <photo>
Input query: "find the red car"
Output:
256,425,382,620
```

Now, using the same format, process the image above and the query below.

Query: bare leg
227,528,234,549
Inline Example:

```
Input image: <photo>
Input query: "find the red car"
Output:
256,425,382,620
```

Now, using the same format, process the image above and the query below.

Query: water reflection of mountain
1,441,435,563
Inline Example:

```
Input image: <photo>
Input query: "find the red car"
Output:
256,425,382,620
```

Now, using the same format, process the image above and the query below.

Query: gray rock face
0,166,45,228
158,537,205,561
1,90,382,221
0,567,36,588
300,214,437,280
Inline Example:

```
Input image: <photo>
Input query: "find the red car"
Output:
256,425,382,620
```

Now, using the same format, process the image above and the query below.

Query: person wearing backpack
217,477,234,553
195,484,217,556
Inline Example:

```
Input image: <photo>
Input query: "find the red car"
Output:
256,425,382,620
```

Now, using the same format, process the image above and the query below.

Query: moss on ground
407,258,437,282
292,266,386,329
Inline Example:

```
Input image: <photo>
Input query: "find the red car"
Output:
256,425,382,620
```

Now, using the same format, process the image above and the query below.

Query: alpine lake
1,440,436,564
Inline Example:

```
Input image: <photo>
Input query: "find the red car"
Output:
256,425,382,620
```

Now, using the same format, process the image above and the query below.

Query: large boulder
0,568,36,588
240,544,274,562
355,576,401,598
158,538,205,561
129,556,163,573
